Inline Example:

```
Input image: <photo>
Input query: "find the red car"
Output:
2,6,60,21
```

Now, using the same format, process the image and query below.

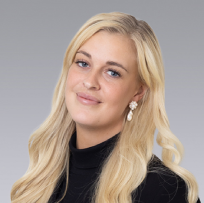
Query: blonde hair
11,11,199,203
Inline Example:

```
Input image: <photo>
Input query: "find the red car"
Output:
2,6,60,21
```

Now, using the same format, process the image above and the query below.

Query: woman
11,12,201,203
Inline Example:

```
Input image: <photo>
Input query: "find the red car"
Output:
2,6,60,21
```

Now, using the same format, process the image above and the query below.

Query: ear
131,84,148,103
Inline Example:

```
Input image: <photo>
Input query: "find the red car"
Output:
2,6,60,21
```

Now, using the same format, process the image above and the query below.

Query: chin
74,119,101,129
70,112,98,126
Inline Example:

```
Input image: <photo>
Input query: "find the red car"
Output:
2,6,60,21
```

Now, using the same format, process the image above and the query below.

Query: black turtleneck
50,131,120,203
49,131,201,203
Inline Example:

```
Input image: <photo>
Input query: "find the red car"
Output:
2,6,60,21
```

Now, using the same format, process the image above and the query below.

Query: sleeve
153,174,201,203
131,156,201,203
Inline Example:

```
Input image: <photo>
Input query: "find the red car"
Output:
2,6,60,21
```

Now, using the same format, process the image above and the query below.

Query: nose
83,69,100,90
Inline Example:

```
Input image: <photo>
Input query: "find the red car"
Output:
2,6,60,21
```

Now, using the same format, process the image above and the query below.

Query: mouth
76,92,101,105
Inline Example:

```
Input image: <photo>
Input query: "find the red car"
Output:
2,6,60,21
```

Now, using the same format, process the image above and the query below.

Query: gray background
0,1,203,202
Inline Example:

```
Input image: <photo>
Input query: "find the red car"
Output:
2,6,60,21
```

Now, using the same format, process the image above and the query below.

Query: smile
76,93,101,105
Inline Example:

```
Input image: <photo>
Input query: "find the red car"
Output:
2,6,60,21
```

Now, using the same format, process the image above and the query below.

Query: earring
127,101,138,121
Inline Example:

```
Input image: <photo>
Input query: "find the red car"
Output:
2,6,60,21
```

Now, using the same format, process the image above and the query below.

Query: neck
75,121,123,149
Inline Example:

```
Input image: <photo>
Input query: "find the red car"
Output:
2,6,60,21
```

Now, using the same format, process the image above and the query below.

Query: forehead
77,31,138,72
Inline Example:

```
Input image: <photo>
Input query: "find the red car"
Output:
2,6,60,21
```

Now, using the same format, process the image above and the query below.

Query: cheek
106,79,137,117
66,67,82,91
104,84,130,108
102,87,129,121
65,68,80,108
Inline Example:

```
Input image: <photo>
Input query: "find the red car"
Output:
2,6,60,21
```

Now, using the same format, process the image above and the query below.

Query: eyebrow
76,50,128,72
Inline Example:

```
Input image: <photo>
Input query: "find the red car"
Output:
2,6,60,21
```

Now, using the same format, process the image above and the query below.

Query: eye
75,60,89,68
107,69,121,78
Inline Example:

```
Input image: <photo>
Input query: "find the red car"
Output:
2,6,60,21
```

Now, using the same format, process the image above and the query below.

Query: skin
65,31,148,149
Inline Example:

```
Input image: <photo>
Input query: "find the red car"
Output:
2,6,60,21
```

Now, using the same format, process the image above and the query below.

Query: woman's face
65,31,144,131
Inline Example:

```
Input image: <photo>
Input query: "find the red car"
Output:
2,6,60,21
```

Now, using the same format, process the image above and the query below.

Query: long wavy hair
11,11,199,203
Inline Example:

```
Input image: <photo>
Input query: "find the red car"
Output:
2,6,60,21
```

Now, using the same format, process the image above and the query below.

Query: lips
76,92,101,103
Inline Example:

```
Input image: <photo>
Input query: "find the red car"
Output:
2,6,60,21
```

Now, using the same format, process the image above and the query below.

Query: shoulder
132,155,188,203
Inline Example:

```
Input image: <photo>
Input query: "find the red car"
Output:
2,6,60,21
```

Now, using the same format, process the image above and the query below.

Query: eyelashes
75,60,89,68
75,59,121,78
107,69,121,77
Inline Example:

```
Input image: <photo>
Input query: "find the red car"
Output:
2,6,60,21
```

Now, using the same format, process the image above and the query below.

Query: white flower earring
127,101,138,121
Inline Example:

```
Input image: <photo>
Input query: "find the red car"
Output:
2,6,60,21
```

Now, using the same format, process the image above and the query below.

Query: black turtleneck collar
69,131,120,169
